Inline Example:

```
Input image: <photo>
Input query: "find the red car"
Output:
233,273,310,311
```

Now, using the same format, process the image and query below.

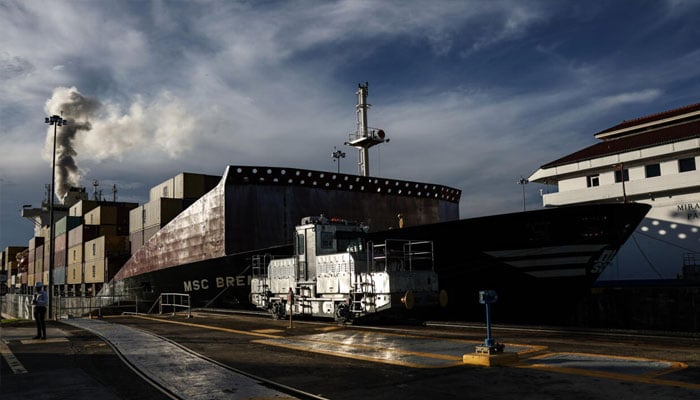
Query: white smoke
44,87,196,201
44,87,100,201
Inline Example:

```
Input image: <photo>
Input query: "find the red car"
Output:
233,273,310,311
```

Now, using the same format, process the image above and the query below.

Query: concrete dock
2,312,699,399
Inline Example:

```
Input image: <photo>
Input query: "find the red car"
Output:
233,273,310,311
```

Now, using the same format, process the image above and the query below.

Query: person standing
32,281,48,340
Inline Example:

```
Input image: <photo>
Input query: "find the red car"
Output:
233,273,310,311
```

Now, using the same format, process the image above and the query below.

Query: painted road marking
0,340,28,374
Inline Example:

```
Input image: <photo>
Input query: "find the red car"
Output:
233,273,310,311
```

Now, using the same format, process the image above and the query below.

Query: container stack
129,172,220,255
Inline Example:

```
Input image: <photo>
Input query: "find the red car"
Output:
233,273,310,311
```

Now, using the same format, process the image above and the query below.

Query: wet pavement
2,312,699,399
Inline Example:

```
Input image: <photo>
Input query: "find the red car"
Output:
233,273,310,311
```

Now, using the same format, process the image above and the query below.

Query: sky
2,0,700,250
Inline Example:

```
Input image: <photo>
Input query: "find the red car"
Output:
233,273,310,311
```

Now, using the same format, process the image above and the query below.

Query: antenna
343,82,389,176
112,184,118,202
92,180,100,201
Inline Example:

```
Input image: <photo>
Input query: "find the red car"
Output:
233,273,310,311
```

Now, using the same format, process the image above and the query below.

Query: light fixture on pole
517,176,528,212
44,114,67,319
332,147,346,174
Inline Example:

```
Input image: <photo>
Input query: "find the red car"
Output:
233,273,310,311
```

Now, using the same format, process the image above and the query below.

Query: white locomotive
250,216,445,323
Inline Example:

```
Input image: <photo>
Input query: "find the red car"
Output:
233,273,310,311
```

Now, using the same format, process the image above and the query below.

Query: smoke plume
44,87,100,201
43,87,196,202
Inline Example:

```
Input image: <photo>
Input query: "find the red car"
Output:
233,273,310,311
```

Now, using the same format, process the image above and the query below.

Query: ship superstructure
528,102,700,281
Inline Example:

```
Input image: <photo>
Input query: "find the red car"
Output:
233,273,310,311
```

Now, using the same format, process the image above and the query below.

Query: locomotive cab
251,216,441,323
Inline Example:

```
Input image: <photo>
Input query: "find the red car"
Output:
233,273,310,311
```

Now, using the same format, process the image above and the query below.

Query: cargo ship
102,162,649,320
5,83,650,324
99,84,651,322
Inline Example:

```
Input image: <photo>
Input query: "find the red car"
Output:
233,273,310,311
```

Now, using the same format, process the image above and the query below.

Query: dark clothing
33,290,48,339
34,305,47,339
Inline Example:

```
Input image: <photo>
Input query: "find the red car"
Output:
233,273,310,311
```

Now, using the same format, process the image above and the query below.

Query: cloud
2,0,700,248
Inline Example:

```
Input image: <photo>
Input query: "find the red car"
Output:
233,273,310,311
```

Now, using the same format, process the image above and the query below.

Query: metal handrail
156,292,191,318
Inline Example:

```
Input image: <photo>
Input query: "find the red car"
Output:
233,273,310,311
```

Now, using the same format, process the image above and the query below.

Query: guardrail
149,293,191,318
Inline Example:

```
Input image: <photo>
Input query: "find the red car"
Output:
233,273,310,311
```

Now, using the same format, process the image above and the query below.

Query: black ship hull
108,201,650,323
369,202,651,323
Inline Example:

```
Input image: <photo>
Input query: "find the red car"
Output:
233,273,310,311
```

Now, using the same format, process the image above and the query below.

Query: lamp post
332,147,346,174
517,177,528,212
45,114,67,319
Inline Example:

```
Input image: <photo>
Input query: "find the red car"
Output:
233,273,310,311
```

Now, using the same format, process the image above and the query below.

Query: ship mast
344,82,389,176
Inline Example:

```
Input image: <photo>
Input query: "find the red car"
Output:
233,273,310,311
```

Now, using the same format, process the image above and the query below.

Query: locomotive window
335,231,365,252
296,233,305,255
321,232,334,249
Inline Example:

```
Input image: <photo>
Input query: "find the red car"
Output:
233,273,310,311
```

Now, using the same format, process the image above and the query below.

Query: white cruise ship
528,103,700,282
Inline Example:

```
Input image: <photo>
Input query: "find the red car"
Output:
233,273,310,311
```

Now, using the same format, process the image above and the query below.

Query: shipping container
54,249,67,269
68,224,100,248
55,216,82,237
68,244,83,265
69,200,100,217
129,205,144,233
174,172,221,199
130,230,144,255
143,198,184,229
53,266,66,285
67,262,82,284
54,234,68,270
84,205,117,225
84,236,130,261
35,246,44,274
99,225,119,237
40,226,50,240
43,244,50,270
29,236,44,249
150,177,175,201
84,258,105,283
116,203,138,226
55,233,67,251
143,225,160,243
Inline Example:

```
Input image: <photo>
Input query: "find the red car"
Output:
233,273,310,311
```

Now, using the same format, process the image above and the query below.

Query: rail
56,295,138,318
370,239,434,272
150,292,192,318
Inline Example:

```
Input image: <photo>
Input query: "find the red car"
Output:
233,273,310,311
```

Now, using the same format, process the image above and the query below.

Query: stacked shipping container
130,173,220,255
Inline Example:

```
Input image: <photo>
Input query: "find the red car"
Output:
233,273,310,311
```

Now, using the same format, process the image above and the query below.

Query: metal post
44,115,67,320
476,290,503,354
518,177,528,212
484,302,493,347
